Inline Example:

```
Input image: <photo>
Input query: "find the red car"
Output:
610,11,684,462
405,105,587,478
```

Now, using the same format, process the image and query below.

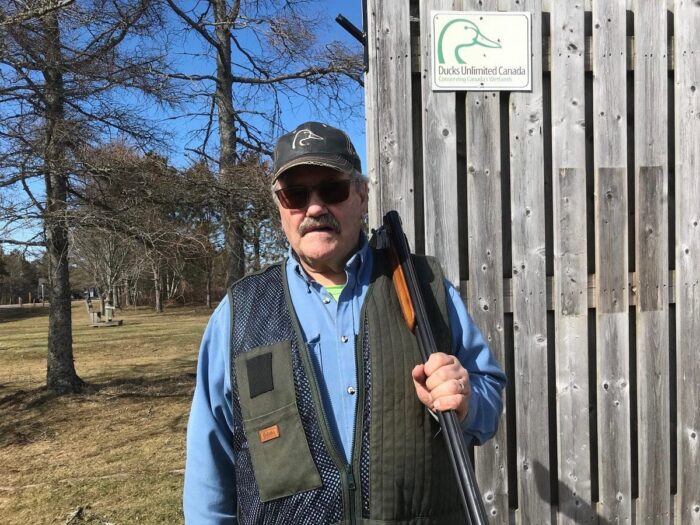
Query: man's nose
305,190,327,215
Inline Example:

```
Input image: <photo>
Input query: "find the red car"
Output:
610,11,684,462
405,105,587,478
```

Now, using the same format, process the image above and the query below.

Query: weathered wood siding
462,0,509,521
419,0,460,285
365,0,416,246
592,0,632,522
633,0,671,522
508,0,551,522
364,0,699,522
674,0,700,523
550,2,591,523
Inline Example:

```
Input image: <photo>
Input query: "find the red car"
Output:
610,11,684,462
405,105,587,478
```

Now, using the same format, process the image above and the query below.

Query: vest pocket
235,341,322,502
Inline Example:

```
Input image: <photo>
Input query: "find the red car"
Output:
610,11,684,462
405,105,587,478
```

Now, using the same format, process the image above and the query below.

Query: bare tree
74,145,223,312
165,0,363,286
0,0,175,393
71,226,132,307
0,0,75,27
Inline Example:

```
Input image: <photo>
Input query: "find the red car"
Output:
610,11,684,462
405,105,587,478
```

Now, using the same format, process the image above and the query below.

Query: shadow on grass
85,371,196,399
0,305,50,321
0,371,196,448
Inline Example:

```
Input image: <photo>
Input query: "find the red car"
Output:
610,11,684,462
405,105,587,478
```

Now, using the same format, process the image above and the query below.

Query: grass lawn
0,301,212,524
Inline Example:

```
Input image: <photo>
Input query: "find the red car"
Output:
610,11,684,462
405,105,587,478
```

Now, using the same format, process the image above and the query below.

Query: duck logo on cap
292,129,325,149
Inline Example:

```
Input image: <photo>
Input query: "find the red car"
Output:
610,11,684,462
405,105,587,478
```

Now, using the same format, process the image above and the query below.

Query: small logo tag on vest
259,425,280,443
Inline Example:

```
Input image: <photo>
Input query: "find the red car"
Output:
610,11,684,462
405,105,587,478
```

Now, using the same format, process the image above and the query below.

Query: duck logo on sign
431,11,531,92
437,18,501,64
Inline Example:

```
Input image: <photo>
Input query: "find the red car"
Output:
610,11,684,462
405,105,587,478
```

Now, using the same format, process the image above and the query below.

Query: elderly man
183,122,506,524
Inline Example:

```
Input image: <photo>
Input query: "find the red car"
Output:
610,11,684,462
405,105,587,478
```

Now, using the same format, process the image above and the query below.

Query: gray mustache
299,214,341,236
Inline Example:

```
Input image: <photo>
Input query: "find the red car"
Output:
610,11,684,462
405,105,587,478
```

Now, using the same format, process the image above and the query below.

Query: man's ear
358,181,369,208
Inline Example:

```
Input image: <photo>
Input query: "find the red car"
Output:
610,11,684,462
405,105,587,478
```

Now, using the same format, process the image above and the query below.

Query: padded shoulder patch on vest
246,352,274,398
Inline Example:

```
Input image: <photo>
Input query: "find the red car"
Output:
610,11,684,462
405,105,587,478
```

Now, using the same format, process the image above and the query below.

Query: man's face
275,165,367,275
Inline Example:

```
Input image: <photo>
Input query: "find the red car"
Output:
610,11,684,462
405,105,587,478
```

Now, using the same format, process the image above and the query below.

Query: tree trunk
205,258,212,309
224,219,245,286
43,10,82,394
212,0,245,287
153,263,163,313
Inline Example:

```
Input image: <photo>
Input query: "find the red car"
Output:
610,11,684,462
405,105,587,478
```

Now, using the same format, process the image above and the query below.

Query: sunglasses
275,180,353,209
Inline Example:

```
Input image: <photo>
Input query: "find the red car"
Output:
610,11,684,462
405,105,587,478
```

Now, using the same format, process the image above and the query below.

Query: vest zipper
346,464,357,525
349,313,368,523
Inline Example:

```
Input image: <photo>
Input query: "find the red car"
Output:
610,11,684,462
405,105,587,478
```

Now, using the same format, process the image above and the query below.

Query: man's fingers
432,394,463,412
412,364,433,406
413,358,470,421
432,393,469,422
433,376,465,394
423,352,458,376
411,363,427,383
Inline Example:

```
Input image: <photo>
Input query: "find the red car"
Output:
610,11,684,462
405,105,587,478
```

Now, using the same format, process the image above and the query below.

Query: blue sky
158,0,367,171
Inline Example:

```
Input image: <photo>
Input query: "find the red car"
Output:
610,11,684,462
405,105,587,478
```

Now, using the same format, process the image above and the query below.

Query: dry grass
0,302,212,524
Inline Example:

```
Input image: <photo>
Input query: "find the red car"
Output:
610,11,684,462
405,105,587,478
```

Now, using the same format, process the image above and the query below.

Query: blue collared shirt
183,238,506,524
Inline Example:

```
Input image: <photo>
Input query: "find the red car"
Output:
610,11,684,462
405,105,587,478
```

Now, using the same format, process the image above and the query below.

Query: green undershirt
324,284,345,302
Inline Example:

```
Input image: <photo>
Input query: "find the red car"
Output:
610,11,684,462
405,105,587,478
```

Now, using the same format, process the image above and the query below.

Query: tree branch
0,0,76,27
231,66,349,85
0,238,45,247
165,0,219,49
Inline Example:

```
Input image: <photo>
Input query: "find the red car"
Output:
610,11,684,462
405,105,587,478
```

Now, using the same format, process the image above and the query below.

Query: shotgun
376,210,489,525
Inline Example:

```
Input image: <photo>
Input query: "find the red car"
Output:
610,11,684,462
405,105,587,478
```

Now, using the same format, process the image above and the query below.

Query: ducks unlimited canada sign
431,11,532,91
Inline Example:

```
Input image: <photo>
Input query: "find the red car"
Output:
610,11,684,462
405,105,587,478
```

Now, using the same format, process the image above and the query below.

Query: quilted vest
228,247,463,524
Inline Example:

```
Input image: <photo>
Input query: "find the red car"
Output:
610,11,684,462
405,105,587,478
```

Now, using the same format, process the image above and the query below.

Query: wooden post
419,1,460,285
551,2,592,522
674,0,700,521
633,0,671,520
458,0,510,520
508,0,551,521
364,0,381,228
365,0,416,244
593,0,632,521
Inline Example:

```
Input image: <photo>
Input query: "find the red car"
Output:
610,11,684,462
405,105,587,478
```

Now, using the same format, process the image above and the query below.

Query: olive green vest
229,248,463,524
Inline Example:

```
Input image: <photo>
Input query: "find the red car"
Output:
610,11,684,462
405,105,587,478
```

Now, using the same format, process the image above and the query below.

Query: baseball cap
272,121,362,182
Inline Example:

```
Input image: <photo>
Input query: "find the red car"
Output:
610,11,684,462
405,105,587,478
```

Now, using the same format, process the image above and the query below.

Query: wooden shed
363,0,699,523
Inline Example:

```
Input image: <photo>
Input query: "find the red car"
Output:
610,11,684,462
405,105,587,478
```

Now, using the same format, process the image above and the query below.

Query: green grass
0,302,212,524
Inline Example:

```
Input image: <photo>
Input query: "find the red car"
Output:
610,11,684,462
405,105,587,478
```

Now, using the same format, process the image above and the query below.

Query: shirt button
340,335,349,343
347,386,356,395
323,297,330,304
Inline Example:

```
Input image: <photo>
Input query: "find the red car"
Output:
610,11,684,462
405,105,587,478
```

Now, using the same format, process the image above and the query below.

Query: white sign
431,11,532,91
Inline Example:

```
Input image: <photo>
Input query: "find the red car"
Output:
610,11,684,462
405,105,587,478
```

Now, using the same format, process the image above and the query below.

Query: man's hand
412,352,470,423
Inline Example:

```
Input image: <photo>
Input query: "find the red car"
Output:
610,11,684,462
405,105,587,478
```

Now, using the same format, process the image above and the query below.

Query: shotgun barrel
379,210,489,525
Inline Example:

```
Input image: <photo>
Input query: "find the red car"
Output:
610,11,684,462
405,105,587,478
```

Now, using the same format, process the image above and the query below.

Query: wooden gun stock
388,247,416,331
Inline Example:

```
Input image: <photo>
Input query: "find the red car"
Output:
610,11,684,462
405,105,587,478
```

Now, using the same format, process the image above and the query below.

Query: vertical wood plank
592,0,632,521
419,0,460,285
674,0,700,522
508,0,551,522
367,0,416,244
633,0,671,521
550,2,592,523
461,0,509,521
364,5,381,229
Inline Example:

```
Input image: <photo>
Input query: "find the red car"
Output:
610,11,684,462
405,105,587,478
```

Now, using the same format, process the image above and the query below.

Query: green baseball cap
272,121,362,182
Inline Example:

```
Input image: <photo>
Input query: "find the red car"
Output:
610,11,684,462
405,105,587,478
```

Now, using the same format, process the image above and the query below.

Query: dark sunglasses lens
317,181,351,204
276,187,310,209
275,180,352,209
